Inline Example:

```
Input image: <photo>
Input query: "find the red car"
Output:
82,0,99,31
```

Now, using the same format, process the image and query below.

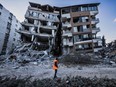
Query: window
0,12,1,15
7,22,11,29
13,38,15,41
9,13,13,20
83,25,87,29
33,12,37,17
73,17,79,23
62,8,70,14
73,27,77,32
83,34,88,39
74,35,79,42
0,4,3,9
14,33,16,36
72,7,80,12
63,38,66,45
16,20,18,23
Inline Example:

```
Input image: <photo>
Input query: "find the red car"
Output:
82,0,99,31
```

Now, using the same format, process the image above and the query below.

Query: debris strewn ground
0,40,116,86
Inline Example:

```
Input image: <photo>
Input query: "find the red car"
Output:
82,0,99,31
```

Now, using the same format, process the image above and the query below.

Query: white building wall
0,4,21,54
0,5,10,54
6,16,22,53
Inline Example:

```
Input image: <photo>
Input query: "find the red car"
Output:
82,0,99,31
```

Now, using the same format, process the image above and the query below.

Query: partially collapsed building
18,2,102,55
17,2,60,52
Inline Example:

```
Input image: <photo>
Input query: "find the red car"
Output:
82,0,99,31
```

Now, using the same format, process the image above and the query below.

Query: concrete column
31,35,34,41
52,30,55,36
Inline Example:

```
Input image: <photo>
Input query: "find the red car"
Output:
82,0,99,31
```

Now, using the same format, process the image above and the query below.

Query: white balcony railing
62,13,71,18
92,27,100,33
93,36,101,42
63,42,73,46
90,11,98,15
68,42,73,46
40,25,57,30
62,23,71,27
83,28,91,32
94,48,102,52
91,18,99,24
74,40,93,45
63,33,72,37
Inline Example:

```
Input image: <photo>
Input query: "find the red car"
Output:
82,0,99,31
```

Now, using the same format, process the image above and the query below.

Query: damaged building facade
18,2,102,55
17,2,60,52
0,3,22,55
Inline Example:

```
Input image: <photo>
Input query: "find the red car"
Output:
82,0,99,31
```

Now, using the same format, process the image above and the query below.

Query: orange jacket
53,59,58,70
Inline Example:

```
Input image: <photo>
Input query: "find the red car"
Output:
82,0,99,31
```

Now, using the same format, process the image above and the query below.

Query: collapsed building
17,2,102,55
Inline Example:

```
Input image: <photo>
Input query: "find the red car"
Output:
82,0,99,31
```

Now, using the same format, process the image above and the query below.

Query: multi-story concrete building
61,3,102,54
18,2,102,55
0,3,22,55
17,2,60,51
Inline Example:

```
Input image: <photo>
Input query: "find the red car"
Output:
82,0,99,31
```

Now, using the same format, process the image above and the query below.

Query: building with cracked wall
18,2,102,55
0,3,22,55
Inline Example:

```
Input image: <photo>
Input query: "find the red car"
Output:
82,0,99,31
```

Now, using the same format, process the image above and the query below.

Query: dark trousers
54,69,57,78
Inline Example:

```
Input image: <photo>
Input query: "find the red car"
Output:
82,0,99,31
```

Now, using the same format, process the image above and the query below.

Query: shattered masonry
17,2,102,55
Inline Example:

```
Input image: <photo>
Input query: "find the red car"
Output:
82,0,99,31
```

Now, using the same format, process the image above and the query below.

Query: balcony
62,23,71,28
68,42,73,46
35,33,52,37
94,47,102,52
62,32,72,37
16,30,31,35
40,25,57,30
28,6,41,11
62,13,71,19
25,11,60,22
63,42,73,46
83,28,91,32
92,27,100,33
93,36,101,43
21,22,35,27
91,18,99,24
90,11,98,15
74,40,93,45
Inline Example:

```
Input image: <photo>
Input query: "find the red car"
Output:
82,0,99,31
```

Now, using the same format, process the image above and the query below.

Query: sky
0,0,116,43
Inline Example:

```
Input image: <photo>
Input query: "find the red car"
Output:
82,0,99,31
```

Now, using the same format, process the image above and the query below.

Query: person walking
53,58,58,78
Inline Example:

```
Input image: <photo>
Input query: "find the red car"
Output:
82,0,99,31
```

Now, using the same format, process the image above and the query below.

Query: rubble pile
0,76,116,87
0,42,52,67
98,40,116,64
61,51,101,65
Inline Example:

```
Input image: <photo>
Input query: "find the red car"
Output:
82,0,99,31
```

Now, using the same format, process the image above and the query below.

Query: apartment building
61,3,102,54
18,2,102,55
0,3,22,55
17,2,60,52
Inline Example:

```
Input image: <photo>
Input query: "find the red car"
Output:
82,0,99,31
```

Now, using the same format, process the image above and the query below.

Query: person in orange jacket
53,57,58,78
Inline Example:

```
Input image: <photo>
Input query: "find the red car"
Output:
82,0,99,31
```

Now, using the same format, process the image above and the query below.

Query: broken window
73,17,79,23
28,19,34,24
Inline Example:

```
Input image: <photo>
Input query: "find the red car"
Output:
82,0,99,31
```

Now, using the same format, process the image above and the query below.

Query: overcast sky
0,0,116,43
